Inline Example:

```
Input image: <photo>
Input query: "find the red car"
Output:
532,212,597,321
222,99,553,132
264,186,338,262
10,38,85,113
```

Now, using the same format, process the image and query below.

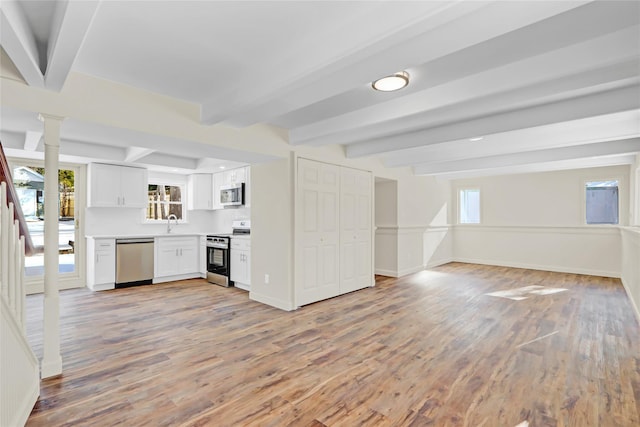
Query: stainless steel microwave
220,183,244,207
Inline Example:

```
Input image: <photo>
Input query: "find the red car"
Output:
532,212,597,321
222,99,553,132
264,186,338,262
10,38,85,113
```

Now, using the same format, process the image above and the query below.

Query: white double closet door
296,158,372,306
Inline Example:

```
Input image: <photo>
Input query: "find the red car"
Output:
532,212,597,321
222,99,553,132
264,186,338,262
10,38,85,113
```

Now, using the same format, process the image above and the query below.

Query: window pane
147,183,184,221
586,181,618,224
460,189,480,224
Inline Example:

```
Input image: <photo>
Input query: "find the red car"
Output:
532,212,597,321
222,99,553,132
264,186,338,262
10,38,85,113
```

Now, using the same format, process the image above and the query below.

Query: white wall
375,180,398,276
374,174,452,277
249,157,294,310
620,228,640,323
452,165,630,278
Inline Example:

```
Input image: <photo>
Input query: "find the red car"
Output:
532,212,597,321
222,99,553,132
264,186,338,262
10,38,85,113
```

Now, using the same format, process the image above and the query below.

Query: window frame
457,186,482,225
582,176,621,226
145,180,188,224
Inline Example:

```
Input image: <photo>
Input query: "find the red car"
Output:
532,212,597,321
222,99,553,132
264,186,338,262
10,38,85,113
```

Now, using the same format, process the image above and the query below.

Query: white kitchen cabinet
212,166,249,209
222,167,247,185
212,172,224,210
244,166,251,207
154,236,199,279
230,237,251,290
86,238,116,291
88,163,147,208
187,173,213,210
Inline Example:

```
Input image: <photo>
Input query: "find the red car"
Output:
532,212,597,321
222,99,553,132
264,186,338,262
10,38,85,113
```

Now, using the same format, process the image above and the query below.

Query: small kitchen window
459,188,480,224
585,180,618,224
146,183,185,222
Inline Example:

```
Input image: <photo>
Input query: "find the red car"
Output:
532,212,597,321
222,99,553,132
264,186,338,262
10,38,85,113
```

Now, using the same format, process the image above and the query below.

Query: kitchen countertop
86,233,211,239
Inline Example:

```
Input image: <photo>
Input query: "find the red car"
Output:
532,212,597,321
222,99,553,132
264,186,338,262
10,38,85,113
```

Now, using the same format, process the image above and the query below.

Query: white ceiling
1,0,639,178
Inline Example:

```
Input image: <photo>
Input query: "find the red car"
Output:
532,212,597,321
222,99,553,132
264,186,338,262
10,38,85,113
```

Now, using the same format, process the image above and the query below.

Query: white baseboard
14,371,39,427
250,292,295,311
88,282,115,291
453,257,620,278
376,258,454,278
153,273,200,284
621,276,640,327
425,257,454,269
374,268,399,277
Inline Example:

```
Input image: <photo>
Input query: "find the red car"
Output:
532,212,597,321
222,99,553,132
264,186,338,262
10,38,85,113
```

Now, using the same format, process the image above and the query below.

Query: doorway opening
10,159,86,292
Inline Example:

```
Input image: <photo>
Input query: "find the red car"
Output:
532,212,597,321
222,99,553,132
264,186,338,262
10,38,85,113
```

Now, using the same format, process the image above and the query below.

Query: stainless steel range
206,220,250,287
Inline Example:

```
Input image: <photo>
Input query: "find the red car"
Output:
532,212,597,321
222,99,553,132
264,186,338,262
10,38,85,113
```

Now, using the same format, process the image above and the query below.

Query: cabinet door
155,241,180,277
340,167,372,293
212,172,224,210
243,250,251,286
178,239,199,274
188,174,213,210
120,166,148,208
244,166,251,207
94,240,115,284
88,164,121,207
230,249,244,283
296,159,340,306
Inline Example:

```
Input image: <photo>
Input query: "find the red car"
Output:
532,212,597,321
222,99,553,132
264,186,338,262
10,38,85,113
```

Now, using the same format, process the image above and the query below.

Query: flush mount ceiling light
372,71,409,92
469,136,484,142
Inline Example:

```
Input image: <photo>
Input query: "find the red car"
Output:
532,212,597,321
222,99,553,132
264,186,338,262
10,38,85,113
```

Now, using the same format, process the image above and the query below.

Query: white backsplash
85,207,249,237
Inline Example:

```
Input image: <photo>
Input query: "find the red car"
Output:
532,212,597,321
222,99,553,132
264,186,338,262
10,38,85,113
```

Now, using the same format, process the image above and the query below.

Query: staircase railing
0,141,40,427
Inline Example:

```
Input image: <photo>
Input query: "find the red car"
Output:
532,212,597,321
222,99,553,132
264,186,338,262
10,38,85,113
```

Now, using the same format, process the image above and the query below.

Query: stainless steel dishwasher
115,238,154,287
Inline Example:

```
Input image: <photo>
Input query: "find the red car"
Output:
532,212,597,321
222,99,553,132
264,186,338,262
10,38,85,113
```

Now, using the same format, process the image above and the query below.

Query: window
585,180,618,224
459,188,480,224
147,183,185,221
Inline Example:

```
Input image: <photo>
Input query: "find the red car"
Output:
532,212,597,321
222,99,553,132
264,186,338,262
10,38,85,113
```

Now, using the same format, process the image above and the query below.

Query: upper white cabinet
222,167,246,185
88,163,147,208
187,174,213,210
212,173,224,210
211,166,250,210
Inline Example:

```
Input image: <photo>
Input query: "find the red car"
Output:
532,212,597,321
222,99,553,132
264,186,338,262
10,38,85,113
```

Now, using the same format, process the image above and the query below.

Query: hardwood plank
24,263,640,426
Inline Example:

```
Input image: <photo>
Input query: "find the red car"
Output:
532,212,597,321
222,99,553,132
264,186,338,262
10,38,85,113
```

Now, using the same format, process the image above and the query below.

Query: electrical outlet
264,274,269,284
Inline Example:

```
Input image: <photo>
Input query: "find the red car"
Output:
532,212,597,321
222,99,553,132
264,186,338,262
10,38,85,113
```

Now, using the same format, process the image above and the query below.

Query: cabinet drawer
95,240,115,250
230,238,250,250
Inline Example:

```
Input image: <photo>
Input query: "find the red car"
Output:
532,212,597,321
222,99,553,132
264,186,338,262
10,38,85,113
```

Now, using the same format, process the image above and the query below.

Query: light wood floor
25,263,640,426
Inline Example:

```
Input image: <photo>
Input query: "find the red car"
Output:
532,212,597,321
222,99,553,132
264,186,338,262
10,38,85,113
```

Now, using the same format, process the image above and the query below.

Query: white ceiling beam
346,84,640,159
382,111,640,168
137,153,197,170
434,155,637,181
124,146,155,163
0,0,44,87
23,130,42,151
44,0,100,91
413,138,640,176
291,27,640,147
201,0,591,126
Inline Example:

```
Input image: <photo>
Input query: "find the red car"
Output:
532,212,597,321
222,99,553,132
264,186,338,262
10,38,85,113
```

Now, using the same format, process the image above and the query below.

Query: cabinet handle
122,196,125,205
180,248,183,256
176,249,178,256
96,253,99,263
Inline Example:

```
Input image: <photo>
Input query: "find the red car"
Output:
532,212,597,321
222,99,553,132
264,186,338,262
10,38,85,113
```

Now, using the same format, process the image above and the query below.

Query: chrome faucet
167,214,178,233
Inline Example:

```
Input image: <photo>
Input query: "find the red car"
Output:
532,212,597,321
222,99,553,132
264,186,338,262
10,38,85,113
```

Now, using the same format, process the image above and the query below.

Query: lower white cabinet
230,237,250,290
154,236,199,279
87,238,116,290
